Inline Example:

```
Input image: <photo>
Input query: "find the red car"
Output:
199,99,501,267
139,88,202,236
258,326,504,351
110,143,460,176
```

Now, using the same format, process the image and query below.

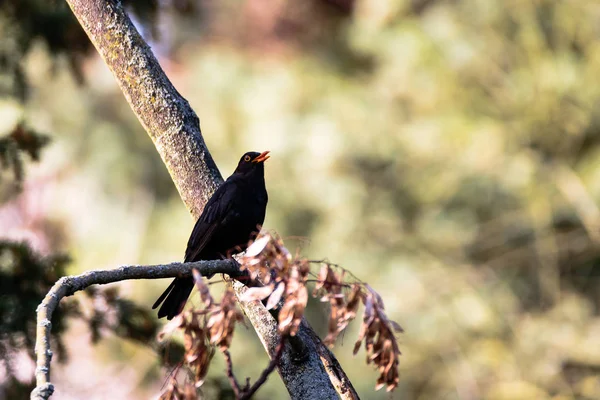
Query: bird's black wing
184,178,238,262
152,178,238,319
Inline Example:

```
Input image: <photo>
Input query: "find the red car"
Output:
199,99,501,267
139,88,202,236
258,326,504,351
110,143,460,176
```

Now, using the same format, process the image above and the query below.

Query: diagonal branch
230,280,359,399
31,259,241,400
58,1,358,399
65,0,222,218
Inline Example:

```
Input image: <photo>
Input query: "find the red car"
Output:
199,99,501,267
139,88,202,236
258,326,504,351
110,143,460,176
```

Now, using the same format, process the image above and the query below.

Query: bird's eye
244,155,251,162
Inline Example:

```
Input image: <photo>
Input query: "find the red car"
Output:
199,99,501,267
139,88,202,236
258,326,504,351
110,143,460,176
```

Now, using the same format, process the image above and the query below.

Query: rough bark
67,0,222,218
34,0,359,399
232,280,360,399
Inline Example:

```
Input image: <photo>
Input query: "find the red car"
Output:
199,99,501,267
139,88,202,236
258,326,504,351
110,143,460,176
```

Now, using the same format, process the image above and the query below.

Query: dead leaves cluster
158,270,244,387
239,234,310,336
206,284,245,350
354,285,403,392
239,233,403,392
157,308,213,386
158,233,403,395
158,379,196,400
313,265,361,346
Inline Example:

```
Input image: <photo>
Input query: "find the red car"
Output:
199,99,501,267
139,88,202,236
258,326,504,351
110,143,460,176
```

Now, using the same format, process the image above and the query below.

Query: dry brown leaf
266,282,285,310
352,287,402,392
158,378,197,400
206,289,243,350
313,264,330,294
389,320,404,333
239,284,274,302
157,314,186,342
244,234,271,257
193,269,214,307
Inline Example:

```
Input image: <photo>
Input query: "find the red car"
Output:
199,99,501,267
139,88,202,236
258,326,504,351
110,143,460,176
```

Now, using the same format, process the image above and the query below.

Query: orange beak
252,151,270,163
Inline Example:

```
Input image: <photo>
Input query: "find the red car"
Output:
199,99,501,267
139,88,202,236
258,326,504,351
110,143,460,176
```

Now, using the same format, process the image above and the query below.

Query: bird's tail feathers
153,277,194,320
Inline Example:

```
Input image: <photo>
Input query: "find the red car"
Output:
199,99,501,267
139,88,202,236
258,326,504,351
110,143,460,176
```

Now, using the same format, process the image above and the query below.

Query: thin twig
307,260,365,284
305,279,353,288
31,259,241,400
221,337,288,400
240,336,288,400
223,350,242,398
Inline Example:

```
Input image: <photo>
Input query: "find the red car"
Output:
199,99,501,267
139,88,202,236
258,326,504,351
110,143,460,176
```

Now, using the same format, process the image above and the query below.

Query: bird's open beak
252,151,270,163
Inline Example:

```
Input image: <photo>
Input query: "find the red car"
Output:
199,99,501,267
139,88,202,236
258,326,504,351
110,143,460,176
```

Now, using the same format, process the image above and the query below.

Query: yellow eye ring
244,155,251,162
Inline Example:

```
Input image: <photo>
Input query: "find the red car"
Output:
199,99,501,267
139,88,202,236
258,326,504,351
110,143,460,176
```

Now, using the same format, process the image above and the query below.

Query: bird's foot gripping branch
156,233,403,399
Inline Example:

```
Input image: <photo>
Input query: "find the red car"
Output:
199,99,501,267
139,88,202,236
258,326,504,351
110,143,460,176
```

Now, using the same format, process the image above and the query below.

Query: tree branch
48,1,358,399
230,280,359,399
65,0,222,218
30,260,240,400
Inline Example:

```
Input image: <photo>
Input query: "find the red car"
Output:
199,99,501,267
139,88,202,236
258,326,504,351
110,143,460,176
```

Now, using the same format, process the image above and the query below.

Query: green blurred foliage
0,123,50,196
0,2,189,398
3,0,600,399
0,240,73,398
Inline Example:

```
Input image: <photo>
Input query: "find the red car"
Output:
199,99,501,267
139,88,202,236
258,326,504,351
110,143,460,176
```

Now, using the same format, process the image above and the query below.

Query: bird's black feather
153,151,268,320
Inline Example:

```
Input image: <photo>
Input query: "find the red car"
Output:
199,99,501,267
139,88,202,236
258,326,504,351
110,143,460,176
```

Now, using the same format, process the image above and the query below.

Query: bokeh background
2,1,600,399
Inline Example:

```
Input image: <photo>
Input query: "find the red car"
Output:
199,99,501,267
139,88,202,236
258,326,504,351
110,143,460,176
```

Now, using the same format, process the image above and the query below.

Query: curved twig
31,259,240,400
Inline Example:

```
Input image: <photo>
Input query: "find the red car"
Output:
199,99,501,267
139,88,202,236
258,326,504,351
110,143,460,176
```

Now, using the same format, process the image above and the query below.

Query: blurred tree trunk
63,0,357,399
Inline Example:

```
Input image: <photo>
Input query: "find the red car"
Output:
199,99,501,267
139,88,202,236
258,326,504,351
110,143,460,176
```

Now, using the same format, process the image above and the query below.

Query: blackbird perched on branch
153,151,269,319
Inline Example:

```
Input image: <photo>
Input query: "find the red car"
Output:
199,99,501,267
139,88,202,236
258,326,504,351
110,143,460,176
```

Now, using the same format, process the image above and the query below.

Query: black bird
153,151,270,320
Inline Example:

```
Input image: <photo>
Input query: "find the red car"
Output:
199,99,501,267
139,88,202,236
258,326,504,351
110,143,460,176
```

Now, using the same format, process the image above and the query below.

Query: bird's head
234,151,270,174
